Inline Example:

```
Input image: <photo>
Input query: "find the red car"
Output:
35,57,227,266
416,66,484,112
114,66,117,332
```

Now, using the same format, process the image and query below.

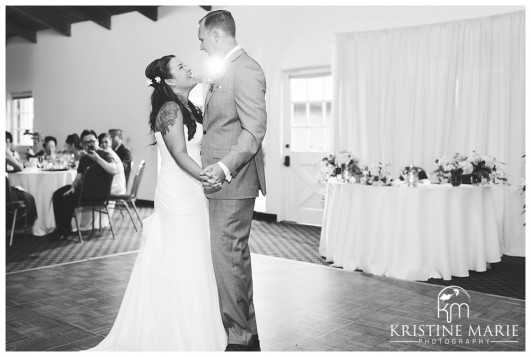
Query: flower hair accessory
146,76,162,87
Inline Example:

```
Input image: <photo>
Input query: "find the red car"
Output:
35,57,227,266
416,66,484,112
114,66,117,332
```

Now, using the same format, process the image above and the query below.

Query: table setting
318,150,524,281
8,153,108,236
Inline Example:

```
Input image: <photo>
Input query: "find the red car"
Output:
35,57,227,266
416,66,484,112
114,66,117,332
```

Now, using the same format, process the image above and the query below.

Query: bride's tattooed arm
155,102,180,136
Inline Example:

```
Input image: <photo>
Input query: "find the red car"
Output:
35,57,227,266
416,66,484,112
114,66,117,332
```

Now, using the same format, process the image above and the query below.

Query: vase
461,174,472,184
450,170,463,187
340,164,351,182
471,173,482,186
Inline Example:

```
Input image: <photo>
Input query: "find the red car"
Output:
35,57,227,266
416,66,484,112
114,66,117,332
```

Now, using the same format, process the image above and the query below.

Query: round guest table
8,169,77,236
8,169,110,236
319,182,502,281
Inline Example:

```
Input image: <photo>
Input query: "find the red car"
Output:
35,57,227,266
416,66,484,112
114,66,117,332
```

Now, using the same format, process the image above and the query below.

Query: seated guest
33,136,58,159
109,129,133,183
49,129,118,241
98,133,126,195
6,178,38,228
6,131,23,172
65,133,84,161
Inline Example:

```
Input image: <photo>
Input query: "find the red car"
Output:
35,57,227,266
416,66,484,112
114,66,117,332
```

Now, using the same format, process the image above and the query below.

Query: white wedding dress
89,123,227,351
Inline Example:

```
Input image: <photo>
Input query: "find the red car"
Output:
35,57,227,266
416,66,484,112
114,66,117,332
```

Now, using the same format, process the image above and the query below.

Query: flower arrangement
433,153,470,181
23,129,44,157
467,151,508,183
433,151,508,184
361,162,392,186
317,151,363,184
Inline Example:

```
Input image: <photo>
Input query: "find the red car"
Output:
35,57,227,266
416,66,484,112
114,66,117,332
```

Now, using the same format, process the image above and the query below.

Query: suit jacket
201,49,267,199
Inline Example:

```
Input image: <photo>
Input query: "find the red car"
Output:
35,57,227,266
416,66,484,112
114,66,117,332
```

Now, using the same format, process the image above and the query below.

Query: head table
319,182,503,281
8,169,110,236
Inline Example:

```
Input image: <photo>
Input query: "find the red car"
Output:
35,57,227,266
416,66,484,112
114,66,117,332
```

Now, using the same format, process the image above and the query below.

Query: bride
89,55,227,351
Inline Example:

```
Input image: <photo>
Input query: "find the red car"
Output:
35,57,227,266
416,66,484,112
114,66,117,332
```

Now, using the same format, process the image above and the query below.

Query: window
7,92,34,145
289,74,332,152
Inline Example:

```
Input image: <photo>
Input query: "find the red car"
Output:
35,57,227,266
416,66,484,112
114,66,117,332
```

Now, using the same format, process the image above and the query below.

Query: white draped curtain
332,11,524,184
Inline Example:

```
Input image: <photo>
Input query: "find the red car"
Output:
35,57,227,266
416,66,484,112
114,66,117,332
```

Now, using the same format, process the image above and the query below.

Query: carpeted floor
6,206,524,300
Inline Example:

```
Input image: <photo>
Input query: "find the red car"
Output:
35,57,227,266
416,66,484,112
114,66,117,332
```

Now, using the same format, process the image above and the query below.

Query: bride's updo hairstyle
145,55,203,141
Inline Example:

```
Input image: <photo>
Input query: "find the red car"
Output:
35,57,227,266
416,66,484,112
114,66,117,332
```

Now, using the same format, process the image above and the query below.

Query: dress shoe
225,343,251,352
251,334,261,351
48,230,70,242
225,335,261,352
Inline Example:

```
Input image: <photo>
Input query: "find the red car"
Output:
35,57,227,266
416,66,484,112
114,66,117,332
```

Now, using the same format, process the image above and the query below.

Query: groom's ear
212,28,221,42
164,79,176,86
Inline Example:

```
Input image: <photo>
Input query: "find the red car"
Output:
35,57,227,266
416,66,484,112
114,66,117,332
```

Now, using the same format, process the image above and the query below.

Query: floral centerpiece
433,151,508,185
361,162,392,186
467,151,508,184
317,151,363,184
23,129,44,158
433,153,472,182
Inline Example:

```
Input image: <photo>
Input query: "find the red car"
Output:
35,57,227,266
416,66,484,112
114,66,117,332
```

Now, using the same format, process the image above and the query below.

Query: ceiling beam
9,6,71,37
75,6,111,30
135,6,158,21
6,18,37,43
200,6,212,11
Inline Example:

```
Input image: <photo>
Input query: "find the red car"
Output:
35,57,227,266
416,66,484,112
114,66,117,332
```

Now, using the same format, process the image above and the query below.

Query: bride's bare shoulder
155,101,183,136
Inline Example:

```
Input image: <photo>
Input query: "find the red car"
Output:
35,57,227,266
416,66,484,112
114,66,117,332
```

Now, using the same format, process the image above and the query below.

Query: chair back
126,160,134,192
5,176,14,209
129,160,145,200
77,164,113,206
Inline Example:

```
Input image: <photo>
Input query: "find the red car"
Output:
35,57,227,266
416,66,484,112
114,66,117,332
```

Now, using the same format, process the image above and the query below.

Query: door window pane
290,78,307,102
307,77,324,101
291,128,308,152
308,128,325,152
309,103,323,126
324,102,332,125
289,73,332,152
292,103,307,126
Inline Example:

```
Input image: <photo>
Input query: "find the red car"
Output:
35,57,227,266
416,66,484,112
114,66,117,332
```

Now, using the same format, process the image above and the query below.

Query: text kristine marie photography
389,286,520,346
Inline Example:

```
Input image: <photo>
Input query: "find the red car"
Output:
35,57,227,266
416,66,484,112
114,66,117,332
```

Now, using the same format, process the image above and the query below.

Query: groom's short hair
199,10,236,38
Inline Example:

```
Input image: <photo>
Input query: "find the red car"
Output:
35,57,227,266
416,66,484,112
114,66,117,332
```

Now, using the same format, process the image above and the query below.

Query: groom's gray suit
201,48,267,345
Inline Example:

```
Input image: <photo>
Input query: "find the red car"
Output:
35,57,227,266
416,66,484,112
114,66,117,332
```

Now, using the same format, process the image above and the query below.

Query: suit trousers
209,198,257,345
52,185,79,234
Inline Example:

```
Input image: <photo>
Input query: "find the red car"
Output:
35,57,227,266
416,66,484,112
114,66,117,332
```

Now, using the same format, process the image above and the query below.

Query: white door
283,69,332,225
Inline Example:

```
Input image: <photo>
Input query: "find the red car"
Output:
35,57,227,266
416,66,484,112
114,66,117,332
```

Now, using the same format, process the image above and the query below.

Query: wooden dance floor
6,253,525,351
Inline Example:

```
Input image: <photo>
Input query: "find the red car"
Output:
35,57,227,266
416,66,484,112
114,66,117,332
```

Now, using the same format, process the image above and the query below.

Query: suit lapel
204,49,246,112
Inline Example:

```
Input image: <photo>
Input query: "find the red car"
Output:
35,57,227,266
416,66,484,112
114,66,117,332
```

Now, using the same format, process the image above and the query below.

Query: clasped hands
200,164,226,191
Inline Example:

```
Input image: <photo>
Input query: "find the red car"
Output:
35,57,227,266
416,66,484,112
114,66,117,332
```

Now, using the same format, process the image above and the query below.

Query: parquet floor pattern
5,253,525,351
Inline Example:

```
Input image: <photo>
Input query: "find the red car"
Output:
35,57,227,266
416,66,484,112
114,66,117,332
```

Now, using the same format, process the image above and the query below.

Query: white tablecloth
8,169,110,236
319,182,502,281
490,185,525,257
8,169,77,236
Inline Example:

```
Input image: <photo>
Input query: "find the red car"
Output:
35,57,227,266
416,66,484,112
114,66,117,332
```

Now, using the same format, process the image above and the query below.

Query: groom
198,10,267,352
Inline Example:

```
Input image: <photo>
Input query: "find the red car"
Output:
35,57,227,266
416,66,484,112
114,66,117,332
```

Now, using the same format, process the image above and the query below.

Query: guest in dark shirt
109,129,133,183
49,129,118,241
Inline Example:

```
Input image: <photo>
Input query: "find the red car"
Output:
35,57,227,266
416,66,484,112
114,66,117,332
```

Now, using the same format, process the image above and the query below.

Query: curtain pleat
332,11,524,183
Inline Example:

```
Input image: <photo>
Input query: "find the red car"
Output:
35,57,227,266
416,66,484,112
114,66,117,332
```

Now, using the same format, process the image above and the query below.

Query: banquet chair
73,165,115,243
109,160,145,231
118,160,133,220
5,177,28,246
